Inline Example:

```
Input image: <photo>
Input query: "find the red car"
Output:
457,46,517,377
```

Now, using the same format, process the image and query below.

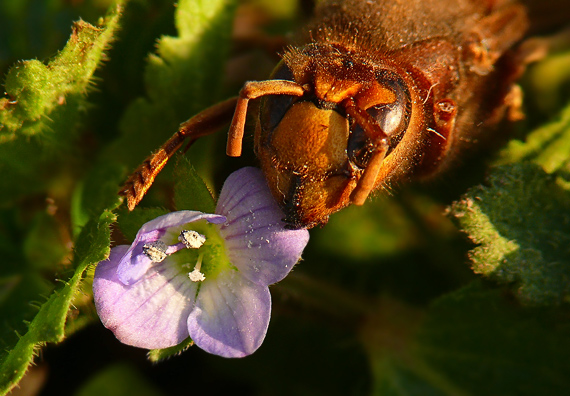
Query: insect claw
126,193,137,211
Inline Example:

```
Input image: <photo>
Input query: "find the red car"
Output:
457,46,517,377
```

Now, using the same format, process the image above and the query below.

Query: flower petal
187,269,270,358
138,210,226,235
94,245,198,349
216,167,309,285
118,211,226,285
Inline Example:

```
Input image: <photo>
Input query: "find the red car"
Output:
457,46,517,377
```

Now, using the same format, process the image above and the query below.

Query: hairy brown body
122,0,534,229
256,0,529,227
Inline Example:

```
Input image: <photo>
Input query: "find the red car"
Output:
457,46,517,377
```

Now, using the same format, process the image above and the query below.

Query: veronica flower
93,167,309,358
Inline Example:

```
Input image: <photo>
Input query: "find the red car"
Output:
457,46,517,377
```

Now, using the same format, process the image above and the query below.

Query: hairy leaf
147,338,195,363
450,163,570,305
0,2,123,204
0,210,116,394
497,103,570,173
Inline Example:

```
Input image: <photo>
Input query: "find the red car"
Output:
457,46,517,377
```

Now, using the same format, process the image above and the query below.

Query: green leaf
414,282,570,395
450,163,570,305
75,363,164,396
497,102,570,173
451,101,570,305
0,1,114,74
364,283,570,395
173,155,216,213
71,160,126,238
0,210,116,395
147,337,195,363
0,3,123,140
523,48,570,117
22,212,70,271
105,0,238,186
0,273,53,366
0,209,56,370
0,2,123,205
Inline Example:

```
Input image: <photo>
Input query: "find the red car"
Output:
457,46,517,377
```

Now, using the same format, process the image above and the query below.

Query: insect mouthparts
314,98,339,111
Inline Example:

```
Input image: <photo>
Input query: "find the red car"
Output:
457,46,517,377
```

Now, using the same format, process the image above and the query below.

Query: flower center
143,221,231,283
186,222,231,281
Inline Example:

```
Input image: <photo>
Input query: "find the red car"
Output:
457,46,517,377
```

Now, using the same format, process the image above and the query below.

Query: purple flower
93,167,309,358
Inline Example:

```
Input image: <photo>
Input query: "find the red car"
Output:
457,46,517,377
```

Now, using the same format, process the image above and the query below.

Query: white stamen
188,269,206,282
179,230,206,249
142,241,168,262
188,253,206,282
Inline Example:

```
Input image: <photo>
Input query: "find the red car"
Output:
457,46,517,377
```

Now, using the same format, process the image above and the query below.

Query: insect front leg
226,80,305,157
121,97,239,210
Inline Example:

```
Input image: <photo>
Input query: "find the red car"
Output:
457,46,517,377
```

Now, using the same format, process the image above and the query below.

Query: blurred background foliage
1,0,570,395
